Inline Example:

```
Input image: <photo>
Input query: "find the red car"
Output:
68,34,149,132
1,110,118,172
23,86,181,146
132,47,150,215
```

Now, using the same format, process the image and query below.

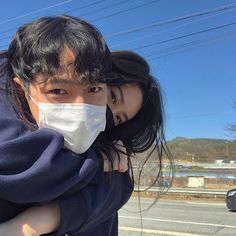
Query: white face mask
29,95,106,154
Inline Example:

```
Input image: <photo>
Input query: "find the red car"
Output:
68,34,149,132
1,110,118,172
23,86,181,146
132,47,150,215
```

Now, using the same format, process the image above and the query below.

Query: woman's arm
0,84,132,234
0,172,133,236
102,140,128,172
56,171,134,235
0,145,130,236
0,202,60,236
0,85,101,204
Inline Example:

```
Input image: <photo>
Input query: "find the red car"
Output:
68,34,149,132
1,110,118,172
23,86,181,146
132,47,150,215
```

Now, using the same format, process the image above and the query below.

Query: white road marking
119,226,206,236
185,201,225,206
119,215,236,229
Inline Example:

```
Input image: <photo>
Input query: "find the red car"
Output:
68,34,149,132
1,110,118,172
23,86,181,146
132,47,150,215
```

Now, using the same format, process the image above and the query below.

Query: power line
105,2,236,38
2,26,235,52
145,31,236,59
169,111,234,120
0,35,12,42
0,27,16,35
78,0,132,18
0,0,73,35
148,32,236,57
110,5,236,49
131,21,236,51
0,0,236,49
90,0,161,22
0,0,107,36
0,0,133,39
0,0,158,43
0,0,72,25
65,0,107,13
152,31,236,54
0,0,132,42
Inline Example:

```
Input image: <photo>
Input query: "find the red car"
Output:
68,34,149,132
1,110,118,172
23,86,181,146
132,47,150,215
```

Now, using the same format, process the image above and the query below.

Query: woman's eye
49,89,67,95
88,87,101,93
111,90,116,104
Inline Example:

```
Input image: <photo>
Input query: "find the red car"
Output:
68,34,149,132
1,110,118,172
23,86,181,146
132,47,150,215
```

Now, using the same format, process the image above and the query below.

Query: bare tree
227,101,236,136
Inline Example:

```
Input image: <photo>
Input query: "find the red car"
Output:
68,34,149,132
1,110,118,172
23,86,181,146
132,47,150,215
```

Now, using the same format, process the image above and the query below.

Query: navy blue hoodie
0,58,134,235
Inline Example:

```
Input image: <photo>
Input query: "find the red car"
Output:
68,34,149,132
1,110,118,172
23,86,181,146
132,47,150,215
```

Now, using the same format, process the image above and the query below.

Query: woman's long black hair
104,50,174,205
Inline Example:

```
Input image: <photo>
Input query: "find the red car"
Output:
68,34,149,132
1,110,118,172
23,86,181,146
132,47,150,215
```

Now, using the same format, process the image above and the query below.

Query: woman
0,49,172,235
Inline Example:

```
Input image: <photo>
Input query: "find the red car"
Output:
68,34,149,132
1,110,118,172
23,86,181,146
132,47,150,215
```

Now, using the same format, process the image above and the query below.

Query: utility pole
226,140,229,156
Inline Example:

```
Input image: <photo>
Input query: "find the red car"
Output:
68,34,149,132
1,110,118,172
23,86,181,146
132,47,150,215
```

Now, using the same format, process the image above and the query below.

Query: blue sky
0,0,235,140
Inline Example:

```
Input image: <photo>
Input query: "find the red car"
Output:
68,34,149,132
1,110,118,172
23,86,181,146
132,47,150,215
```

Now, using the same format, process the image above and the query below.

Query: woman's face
14,47,108,125
107,83,143,126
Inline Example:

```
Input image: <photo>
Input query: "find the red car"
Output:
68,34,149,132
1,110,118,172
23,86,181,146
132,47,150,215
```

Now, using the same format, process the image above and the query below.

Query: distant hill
167,137,236,163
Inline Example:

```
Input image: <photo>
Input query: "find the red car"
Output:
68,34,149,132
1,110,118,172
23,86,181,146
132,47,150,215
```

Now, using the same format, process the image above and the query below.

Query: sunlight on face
107,83,143,126
14,47,107,125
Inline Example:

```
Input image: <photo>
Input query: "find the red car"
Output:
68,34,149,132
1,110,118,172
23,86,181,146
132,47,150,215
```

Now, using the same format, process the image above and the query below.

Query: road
118,197,236,236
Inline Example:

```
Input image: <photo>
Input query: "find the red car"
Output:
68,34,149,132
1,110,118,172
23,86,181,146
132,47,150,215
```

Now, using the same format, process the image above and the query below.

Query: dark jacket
0,58,133,235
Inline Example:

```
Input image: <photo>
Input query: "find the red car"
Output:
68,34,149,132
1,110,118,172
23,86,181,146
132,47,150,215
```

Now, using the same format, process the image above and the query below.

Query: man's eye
88,87,101,93
111,90,116,104
49,89,67,95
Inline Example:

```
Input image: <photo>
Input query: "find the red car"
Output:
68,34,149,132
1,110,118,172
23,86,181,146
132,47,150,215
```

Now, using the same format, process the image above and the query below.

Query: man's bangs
27,40,66,81
74,68,107,85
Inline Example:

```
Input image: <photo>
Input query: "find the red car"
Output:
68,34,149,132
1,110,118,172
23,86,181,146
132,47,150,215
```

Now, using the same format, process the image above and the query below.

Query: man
0,15,133,235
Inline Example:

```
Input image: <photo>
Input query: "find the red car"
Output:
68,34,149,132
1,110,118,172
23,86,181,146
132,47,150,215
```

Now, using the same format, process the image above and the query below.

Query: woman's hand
0,218,37,236
0,202,60,236
103,140,128,172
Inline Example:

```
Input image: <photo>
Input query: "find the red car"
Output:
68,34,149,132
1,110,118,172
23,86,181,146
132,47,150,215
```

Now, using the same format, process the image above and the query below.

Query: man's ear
13,77,24,89
13,77,27,98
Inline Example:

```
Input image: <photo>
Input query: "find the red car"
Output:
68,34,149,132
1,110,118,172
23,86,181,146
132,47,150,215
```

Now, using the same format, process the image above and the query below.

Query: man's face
15,47,108,125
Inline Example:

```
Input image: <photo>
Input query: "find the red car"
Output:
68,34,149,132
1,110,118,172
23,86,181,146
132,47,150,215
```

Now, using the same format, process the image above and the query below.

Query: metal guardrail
134,187,227,196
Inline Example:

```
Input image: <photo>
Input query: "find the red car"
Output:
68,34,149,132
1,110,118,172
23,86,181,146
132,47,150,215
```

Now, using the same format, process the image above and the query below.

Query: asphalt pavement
118,197,236,236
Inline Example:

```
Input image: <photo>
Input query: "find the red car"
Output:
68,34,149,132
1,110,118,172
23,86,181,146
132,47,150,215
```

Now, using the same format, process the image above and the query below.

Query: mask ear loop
26,93,38,106
18,78,38,106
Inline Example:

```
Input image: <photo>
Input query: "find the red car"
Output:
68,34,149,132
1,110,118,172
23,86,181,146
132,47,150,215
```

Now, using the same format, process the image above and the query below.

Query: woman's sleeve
44,171,134,236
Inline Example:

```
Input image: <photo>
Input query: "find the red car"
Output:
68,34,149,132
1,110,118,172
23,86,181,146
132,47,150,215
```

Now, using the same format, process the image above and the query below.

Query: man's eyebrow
38,77,80,85
49,77,76,84
117,86,124,104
